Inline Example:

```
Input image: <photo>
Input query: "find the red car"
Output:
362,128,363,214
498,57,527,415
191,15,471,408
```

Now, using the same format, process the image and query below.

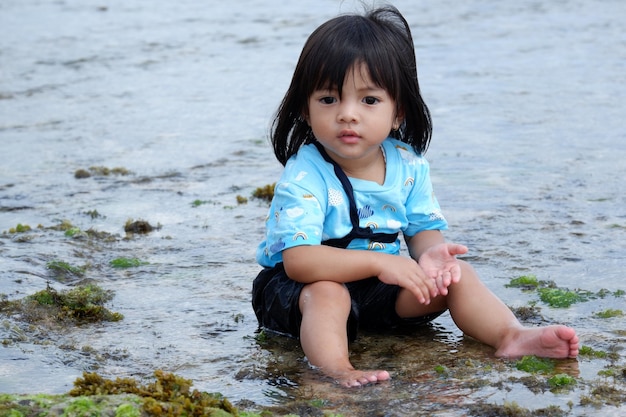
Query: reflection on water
1,0,625,415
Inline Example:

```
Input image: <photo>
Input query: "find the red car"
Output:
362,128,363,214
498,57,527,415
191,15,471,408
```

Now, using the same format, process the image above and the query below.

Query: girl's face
306,63,402,169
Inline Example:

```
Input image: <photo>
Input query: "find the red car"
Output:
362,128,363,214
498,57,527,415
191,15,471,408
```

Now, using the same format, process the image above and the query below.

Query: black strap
313,142,399,249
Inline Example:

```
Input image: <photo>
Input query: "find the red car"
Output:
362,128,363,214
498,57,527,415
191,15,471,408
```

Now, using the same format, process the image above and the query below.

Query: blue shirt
256,138,448,267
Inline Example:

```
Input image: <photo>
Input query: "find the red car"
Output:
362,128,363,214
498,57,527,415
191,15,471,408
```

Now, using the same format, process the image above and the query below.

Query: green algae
506,275,585,308
579,345,608,359
594,309,624,319
515,356,556,374
0,393,142,417
191,199,208,207
537,288,585,308
84,209,104,219
64,227,84,237
586,346,620,362
597,367,626,378
45,219,119,242
1,283,123,324
62,396,102,416
506,275,545,290
44,219,120,242
32,283,123,323
115,402,142,417
68,371,246,416
110,258,149,268
49,219,78,232
47,260,86,278
507,274,624,309
547,373,577,389
434,364,449,376
7,223,32,233
0,393,57,417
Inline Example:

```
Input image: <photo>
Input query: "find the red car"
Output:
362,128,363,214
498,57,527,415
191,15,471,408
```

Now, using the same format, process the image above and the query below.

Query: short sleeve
402,154,448,236
259,178,326,264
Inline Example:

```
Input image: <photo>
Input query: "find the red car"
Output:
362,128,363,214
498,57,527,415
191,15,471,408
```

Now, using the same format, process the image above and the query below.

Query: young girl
253,6,578,388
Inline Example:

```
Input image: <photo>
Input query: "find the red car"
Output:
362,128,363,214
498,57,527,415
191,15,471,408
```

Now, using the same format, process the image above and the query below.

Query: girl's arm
282,245,393,284
282,244,439,305
404,229,446,260
282,231,448,284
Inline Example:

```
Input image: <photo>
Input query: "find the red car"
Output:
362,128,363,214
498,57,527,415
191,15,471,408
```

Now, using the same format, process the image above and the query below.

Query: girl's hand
375,255,438,305
417,243,468,295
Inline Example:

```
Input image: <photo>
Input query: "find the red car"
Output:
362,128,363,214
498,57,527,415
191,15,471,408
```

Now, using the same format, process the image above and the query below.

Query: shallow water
1,0,625,415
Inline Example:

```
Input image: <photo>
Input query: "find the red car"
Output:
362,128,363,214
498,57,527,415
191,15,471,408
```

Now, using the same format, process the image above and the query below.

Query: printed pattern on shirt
256,138,448,267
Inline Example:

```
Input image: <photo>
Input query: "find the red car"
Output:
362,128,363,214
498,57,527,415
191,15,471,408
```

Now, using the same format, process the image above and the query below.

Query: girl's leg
299,281,390,387
447,261,579,358
395,260,579,358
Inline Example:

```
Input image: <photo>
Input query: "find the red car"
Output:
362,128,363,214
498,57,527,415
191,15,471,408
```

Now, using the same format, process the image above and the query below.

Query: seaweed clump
7,223,32,233
75,166,131,179
506,275,548,290
467,401,567,417
110,257,149,268
46,260,86,281
506,275,623,308
594,308,624,319
580,383,626,407
537,288,585,308
515,356,556,374
252,183,275,203
125,219,158,234
70,370,241,416
1,283,123,324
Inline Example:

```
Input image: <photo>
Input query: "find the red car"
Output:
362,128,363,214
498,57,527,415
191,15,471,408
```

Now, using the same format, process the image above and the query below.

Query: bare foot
322,367,391,388
495,325,579,359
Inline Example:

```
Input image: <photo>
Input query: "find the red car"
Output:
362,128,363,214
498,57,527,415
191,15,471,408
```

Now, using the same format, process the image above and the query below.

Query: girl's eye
320,96,336,104
363,96,379,105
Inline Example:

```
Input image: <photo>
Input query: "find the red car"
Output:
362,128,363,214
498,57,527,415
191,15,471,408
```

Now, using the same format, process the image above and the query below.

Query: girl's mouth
339,130,360,143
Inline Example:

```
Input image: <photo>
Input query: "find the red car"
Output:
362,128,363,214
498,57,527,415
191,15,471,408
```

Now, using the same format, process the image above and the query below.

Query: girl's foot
495,325,579,359
323,368,391,387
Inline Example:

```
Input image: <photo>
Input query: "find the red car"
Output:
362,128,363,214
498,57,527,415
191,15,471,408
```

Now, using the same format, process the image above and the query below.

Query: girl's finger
442,271,452,286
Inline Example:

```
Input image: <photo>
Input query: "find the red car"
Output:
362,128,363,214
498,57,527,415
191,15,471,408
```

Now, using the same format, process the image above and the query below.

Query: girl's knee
458,259,479,280
302,281,349,299
449,259,484,292
299,281,350,310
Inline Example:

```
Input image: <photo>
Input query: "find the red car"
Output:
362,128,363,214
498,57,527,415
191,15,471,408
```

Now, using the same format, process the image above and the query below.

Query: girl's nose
337,102,358,123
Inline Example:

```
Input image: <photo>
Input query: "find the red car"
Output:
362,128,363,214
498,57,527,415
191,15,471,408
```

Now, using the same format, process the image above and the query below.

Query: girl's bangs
308,54,391,97
312,48,396,101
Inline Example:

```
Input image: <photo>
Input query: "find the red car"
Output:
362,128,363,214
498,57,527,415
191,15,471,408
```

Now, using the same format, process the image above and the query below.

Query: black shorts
252,263,444,342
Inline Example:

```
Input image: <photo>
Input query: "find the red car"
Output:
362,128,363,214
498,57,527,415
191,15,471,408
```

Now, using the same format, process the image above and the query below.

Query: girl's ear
392,110,405,130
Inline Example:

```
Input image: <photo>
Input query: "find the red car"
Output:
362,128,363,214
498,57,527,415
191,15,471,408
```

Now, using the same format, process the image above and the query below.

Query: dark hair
270,6,432,166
